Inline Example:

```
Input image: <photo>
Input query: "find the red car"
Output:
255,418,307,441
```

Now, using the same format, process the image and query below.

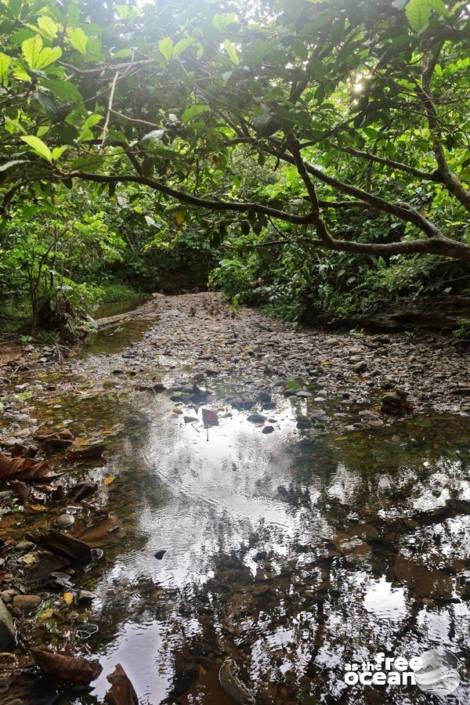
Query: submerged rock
0,597,16,650
12,594,41,612
247,413,266,424
381,389,413,415
296,415,313,429
219,658,255,705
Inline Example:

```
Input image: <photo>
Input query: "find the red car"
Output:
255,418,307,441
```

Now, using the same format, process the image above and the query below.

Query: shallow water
45,384,469,705
9,316,468,705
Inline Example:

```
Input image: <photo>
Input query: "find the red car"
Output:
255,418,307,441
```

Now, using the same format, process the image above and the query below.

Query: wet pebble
12,595,42,612
54,514,75,529
247,413,266,424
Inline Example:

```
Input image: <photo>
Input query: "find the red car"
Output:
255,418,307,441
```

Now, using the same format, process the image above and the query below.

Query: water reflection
65,394,470,705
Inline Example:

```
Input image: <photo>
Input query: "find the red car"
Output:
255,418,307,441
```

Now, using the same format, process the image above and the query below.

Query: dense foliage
0,0,469,333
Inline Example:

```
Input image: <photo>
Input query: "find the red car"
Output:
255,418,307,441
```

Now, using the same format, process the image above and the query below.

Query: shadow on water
42,388,470,705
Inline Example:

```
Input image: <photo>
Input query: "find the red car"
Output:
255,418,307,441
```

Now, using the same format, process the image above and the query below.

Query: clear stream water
12,318,470,705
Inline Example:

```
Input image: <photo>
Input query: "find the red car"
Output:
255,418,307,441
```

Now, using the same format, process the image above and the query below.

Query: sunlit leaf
0,52,11,85
173,37,196,57
182,104,209,123
405,0,448,32
63,592,74,605
223,39,240,65
212,13,238,31
67,27,89,54
22,34,62,69
20,135,53,162
159,37,174,62
37,16,59,40
52,145,68,161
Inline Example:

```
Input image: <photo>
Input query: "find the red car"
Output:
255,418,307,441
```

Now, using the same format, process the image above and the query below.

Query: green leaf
43,78,82,103
173,37,196,57
20,135,53,162
159,37,174,62
77,113,103,142
405,0,448,32
37,16,59,40
212,13,238,31
223,39,240,65
182,104,209,124
0,52,11,85
36,46,62,69
21,35,62,69
21,35,42,69
51,145,68,161
67,27,89,54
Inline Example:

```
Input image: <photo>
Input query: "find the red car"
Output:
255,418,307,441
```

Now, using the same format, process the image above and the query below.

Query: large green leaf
182,104,210,124
67,27,89,54
77,113,103,142
43,78,83,103
212,13,238,31
159,37,174,62
0,52,11,85
405,0,448,32
20,135,53,162
223,39,240,65
173,37,196,58
21,35,62,70
37,16,59,40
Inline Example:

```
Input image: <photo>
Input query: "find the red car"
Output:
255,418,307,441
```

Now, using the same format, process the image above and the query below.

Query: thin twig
100,71,120,149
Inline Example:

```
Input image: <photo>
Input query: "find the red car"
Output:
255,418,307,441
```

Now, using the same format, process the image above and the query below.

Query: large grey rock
0,597,16,650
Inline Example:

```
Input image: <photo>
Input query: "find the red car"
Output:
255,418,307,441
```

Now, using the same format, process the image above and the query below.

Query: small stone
54,514,75,529
257,390,272,404
12,595,42,612
183,416,198,424
247,413,266,424
0,590,16,604
154,550,166,560
78,590,96,604
353,361,368,374
262,426,274,434
296,415,313,429
296,390,312,398
16,540,34,552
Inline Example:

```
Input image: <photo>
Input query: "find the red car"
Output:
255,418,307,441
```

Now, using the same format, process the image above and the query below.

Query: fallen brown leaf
0,452,51,482
202,409,218,428
105,664,139,705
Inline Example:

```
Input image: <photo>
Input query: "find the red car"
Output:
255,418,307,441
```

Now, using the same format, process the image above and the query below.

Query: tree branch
328,143,438,181
100,71,120,149
416,44,470,211
289,140,334,244
59,170,315,225
268,141,444,240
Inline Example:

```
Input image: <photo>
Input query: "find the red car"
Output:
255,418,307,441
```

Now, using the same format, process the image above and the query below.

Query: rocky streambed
0,292,469,705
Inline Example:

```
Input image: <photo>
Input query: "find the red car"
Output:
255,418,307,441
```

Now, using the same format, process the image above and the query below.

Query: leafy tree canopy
0,0,469,265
